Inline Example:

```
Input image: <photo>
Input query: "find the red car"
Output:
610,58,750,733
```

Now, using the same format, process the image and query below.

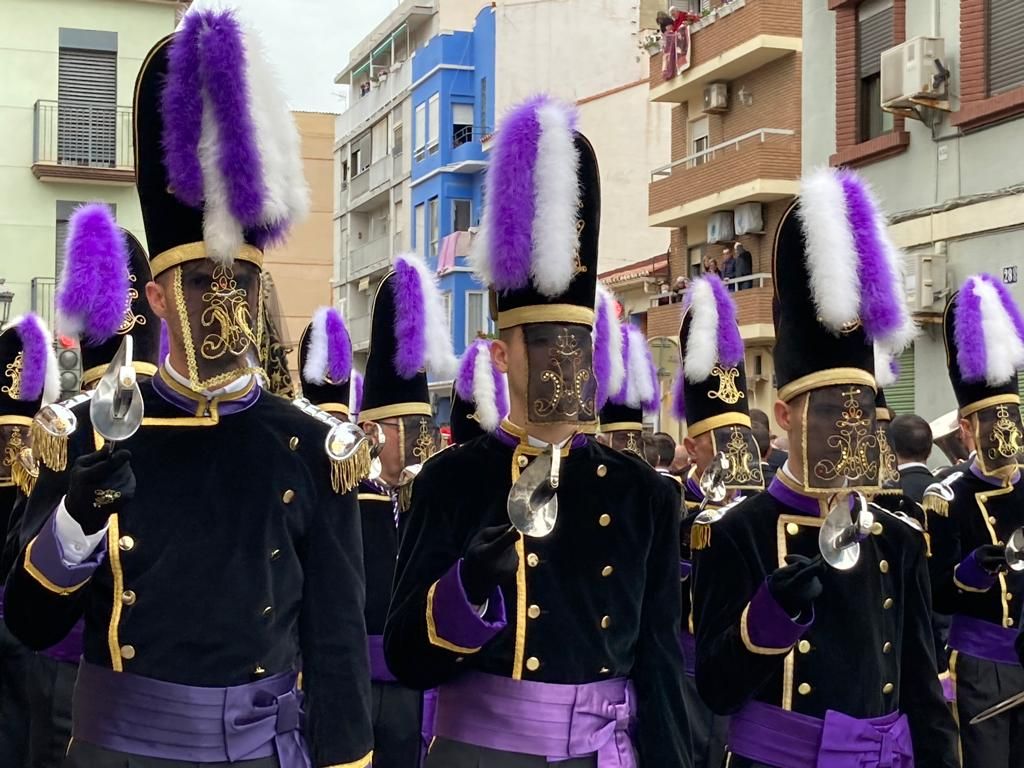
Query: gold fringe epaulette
397,479,414,514
11,448,38,497
330,439,372,495
691,523,712,552
30,419,68,472
921,493,949,518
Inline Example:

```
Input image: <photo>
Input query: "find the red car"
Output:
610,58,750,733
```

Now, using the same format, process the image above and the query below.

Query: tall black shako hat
772,168,917,401
55,203,160,388
298,306,354,418
450,338,509,444
598,324,659,433
471,95,600,330
943,275,1024,417
359,253,455,423
134,8,308,280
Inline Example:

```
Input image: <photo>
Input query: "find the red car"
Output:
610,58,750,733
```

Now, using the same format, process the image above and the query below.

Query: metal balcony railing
649,272,772,307
337,62,412,140
452,124,492,149
651,129,795,181
31,277,56,328
33,100,133,168
350,235,391,279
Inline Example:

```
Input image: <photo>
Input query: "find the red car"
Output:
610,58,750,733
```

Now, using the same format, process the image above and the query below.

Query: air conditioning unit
707,211,735,244
881,36,949,110
703,83,729,114
734,202,763,235
905,242,947,312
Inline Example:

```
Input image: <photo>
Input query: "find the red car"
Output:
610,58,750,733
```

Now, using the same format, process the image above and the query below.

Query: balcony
337,61,412,141
31,277,56,329
348,313,371,352
646,274,775,343
347,154,396,212
349,234,391,281
649,0,801,105
649,129,799,229
32,100,134,184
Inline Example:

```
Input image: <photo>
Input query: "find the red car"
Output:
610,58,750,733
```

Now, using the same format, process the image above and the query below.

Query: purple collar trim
494,422,589,451
767,476,822,517
685,473,704,502
153,369,261,418
969,461,1020,487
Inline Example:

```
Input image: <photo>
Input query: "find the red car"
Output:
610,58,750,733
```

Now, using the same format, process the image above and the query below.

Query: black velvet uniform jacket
384,425,692,767
3,377,373,768
357,478,399,637
691,486,958,768
924,470,1024,625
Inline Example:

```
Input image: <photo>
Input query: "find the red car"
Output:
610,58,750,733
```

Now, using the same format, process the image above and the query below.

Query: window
989,0,1024,95
58,29,117,167
351,132,371,175
428,94,440,155
479,77,488,131
452,199,471,232
371,117,388,163
440,291,452,332
689,116,709,167
857,0,894,142
465,291,489,344
340,160,349,191
414,203,425,253
414,103,426,160
452,103,474,147
394,199,404,251
392,122,403,158
428,198,440,258
688,245,703,278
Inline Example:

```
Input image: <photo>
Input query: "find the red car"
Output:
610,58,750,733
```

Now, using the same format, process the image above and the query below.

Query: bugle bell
818,491,873,571
90,336,144,445
507,444,559,538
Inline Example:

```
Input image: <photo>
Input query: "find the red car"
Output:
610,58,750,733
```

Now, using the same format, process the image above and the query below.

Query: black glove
767,554,825,619
974,544,1009,574
460,524,520,606
65,448,135,535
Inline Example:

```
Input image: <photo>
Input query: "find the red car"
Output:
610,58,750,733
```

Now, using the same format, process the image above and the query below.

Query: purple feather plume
325,308,352,384
197,10,266,227
160,11,205,207
455,340,483,400
485,95,545,291
980,273,1024,344
954,277,987,382
706,275,744,366
839,172,903,341
392,258,427,378
14,314,50,401
55,203,130,343
159,320,169,363
671,368,686,421
637,332,660,413
612,323,631,404
351,371,364,415
594,291,614,408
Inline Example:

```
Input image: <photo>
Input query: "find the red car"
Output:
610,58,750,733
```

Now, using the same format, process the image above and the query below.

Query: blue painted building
410,6,495,424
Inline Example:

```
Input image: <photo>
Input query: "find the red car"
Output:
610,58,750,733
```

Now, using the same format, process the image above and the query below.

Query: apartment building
802,0,1024,422
645,0,803,436
0,0,182,326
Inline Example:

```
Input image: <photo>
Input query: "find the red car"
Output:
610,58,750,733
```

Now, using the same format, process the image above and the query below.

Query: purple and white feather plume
303,306,352,385
611,325,659,414
470,94,581,298
874,346,900,388
954,273,1024,386
594,283,625,408
455,339,509,433
393,252,457,380
681,275,744,384
349,370,364,416
6,314,59,404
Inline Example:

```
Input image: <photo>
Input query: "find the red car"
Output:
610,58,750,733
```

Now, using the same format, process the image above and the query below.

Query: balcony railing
647,274,775,339
451,125,491,149
32,100,134,183
337,62,412,140
31,277,56,329
349,235,391,280
348,313,371,350
346,155,394,207
652,128,795,181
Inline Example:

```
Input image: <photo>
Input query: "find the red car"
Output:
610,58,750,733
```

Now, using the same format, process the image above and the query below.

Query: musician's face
684,432,714,476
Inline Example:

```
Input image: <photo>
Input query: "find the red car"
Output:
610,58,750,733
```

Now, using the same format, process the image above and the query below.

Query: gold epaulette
11,447,38,497
30,393,92,472
330,439,371,495
921,492,949,518
691,523,712,551
397,480,414,514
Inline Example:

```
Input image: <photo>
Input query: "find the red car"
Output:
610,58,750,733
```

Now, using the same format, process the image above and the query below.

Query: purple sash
948,614,1019,665
729,701,913,768
72,661,309,767
679,630,696,677
434,671,635,766
368,634,397,683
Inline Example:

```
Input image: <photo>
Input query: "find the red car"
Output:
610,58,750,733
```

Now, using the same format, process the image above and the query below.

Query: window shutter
990,0,1024,95
857,4,894,79
885,346,915,416
58,47,117,166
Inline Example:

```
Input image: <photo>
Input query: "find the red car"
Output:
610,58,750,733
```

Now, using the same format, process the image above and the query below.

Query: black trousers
952,650,1024,768
0,618,30,768
26,655,75,768
682,672,727,768
425,738,597,768
371,681,425,768
63,741,279,767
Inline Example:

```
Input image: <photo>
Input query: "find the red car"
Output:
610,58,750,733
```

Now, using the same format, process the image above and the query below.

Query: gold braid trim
397,479,414,514
11,451,38,496
691,523,712,551
921,494,949,518
331,440,372,495
30,420,68,472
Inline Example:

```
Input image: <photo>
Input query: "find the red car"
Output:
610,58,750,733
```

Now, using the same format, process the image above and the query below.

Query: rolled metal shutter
858,3,894,79
886,346,915,416
57,47,117,166
990,0,1024,95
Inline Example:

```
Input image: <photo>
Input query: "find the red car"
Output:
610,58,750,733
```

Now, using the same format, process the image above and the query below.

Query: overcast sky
208,0,402,113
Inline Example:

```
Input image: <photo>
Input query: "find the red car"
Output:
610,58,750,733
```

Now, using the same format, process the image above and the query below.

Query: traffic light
56,334,81,399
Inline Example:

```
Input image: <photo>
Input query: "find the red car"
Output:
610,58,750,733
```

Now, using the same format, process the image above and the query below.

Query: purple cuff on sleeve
426,559,507,653
940,674,955,702
680,559,692,580
25,512,107,594
741,581,813,654
954,549,998,593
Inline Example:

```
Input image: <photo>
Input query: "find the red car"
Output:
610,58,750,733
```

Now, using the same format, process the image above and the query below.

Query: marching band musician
691,168,957,767
4,10,373,767
384,94,692,767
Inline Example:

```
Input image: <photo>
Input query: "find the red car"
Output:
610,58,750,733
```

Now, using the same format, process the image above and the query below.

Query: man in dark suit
889,414,934,502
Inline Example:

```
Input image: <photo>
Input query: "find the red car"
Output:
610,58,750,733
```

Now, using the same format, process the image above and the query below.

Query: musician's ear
145,281,168,320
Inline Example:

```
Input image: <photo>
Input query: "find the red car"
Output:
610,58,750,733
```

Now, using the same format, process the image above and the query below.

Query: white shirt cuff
54,498,109,565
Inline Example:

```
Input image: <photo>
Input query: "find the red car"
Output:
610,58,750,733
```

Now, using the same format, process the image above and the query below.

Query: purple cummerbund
42,619,84,664
679,630,696,677
72,661,310,767
368,634,397,683
421,688,438,754
729,701,913,768
948,614,1018,665
434,671,635,767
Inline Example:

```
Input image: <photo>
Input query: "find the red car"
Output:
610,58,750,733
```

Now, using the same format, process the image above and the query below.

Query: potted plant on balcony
639,29,663,55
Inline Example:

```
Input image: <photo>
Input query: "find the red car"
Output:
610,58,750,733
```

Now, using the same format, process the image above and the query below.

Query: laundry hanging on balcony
661,23,694,79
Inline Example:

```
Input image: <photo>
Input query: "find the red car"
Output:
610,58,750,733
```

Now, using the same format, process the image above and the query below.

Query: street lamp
0,280,14,324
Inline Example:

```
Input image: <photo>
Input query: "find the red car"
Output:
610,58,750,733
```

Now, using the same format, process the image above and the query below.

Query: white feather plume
595,283,626,398
974,278,1024,386
531,101,581,297
471,342,500,432
874,345,898,388
302,306,330,384
797,168,860,334
396,252,458,379
621,325,656,410
682,278,719,383
198,98,244,265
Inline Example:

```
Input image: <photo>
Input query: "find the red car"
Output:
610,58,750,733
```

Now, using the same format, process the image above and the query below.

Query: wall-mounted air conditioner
707,211,735,244
905,242,947,312
881,36,950,110
734,202,763,235
703,83,729,114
